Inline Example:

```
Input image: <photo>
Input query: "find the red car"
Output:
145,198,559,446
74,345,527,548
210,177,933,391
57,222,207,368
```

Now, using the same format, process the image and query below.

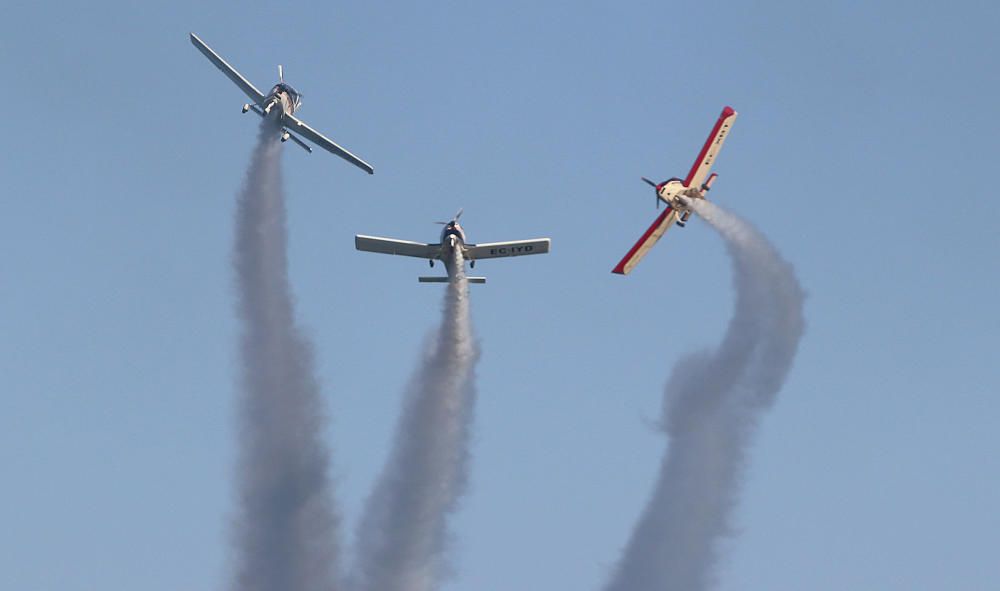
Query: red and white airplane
612,106,738,275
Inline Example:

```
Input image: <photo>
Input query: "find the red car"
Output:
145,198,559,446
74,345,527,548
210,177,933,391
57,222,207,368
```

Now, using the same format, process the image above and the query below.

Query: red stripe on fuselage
683,106,735,186
612,207,673,274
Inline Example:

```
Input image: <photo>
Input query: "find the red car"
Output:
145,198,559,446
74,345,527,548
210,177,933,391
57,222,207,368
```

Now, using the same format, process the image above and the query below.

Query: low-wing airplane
189,33,374,175
355,209,550,284
612,106,738,275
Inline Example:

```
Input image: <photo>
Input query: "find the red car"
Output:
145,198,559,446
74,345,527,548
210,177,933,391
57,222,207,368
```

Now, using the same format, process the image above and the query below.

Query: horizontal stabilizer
284,131,313,153
418,276,486,284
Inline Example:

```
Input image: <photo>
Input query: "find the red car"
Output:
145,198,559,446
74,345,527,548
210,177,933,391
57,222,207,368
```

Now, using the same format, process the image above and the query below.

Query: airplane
355,209,550,284
612,106,738,275
189,32,374,175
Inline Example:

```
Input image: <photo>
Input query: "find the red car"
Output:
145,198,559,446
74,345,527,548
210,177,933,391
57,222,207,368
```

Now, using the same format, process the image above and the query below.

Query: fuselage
439,221,468,277
263,83,302,117
656,178,703,210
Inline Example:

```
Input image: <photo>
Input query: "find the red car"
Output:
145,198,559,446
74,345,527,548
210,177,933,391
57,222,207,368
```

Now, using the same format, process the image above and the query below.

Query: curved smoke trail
352,249,480,591
231,120,342,591
603,200,805,591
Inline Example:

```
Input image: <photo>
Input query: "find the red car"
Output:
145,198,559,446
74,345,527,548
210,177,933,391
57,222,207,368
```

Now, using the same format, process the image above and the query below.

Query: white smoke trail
602,200,805,591
231,119,343,591
352,249,480,591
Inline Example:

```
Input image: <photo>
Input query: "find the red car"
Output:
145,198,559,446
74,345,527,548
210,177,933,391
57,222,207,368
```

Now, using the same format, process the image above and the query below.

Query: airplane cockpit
270,83,303,110
441,222,466,245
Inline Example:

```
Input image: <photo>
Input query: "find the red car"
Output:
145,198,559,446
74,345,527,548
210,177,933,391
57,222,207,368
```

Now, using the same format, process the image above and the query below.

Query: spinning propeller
642,177,665,209
434,208,464,226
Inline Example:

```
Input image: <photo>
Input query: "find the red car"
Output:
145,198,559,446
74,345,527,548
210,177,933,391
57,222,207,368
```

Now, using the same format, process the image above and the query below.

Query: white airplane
355,209,550,284
190,33,374,175
612,106,738,275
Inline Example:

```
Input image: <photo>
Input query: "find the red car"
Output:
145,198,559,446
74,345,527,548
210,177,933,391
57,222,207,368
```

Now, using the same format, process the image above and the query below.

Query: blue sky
2,1,999,590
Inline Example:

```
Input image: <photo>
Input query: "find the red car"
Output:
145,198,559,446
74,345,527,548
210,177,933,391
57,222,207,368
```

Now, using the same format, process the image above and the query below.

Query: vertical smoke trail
603,200,805,591
352,249,480,591
231,119,342,591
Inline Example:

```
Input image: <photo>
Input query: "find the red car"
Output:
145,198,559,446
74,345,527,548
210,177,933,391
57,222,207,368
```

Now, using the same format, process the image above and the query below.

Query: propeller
278,64,284,82
642,177,662,209
434,208,464,225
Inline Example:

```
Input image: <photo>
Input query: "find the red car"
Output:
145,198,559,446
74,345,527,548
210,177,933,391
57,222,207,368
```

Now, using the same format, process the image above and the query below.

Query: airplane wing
464,238,551,260
356,235,441,259
612,207,679,275
189,33,266,105
683,106,738,189
283,114,375,174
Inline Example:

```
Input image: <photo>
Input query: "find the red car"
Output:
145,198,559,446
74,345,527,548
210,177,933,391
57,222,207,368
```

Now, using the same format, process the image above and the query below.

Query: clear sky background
2,1,998,590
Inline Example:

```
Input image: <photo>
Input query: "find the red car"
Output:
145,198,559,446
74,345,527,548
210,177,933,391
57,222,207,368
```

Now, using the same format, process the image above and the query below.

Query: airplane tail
418,276,486,284
701,172,718,195
679,171,718,226
281,130,313,153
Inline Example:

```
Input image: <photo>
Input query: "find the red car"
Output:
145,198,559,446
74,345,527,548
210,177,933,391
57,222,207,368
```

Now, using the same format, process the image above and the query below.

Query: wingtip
721,105,737,118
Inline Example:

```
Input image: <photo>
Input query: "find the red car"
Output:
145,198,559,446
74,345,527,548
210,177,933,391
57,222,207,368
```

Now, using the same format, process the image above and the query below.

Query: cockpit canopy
441,221,466,242
270,83,302,108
